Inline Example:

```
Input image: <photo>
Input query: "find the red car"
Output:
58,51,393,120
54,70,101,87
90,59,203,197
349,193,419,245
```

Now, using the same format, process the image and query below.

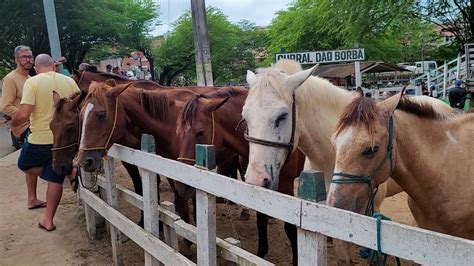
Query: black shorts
17,141,65,184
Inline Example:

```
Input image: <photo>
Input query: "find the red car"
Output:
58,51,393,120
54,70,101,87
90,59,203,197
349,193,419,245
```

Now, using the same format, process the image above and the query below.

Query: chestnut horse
329,91,474,239
175,87,305,263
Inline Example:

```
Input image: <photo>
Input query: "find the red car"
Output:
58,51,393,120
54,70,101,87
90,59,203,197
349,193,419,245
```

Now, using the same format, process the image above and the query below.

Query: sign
275,48,365,65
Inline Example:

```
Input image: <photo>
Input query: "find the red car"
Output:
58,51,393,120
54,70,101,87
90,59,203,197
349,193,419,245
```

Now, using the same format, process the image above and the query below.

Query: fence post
195,144,217,266
140,134,161,265
162,201,179,250
297,170,327,266
103,156,123,266
80,168,97,239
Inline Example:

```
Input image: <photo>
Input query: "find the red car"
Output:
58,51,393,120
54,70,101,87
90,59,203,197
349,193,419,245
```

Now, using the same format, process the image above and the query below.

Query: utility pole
43,0,63,71
191,0,214,86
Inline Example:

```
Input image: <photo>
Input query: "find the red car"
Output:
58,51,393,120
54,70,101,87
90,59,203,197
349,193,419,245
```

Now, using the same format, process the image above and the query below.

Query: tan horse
243,60,455,263
329,90,474,239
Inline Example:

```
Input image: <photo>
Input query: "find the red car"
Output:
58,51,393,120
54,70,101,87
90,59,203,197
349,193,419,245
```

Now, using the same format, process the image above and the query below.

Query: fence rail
80,144,474,265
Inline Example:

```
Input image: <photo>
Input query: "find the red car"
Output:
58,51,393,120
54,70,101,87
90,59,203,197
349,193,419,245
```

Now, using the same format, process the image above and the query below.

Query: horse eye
196,131,204,138
97,112,106,120
362,146,379,156
275,113,288,128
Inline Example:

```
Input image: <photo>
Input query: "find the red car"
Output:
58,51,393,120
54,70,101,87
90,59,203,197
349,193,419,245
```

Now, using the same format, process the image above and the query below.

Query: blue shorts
17,141,65,184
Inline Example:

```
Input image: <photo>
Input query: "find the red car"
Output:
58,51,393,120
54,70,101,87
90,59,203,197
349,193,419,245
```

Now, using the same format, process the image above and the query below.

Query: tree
153,7,268,85
0,0,158,78
415,0,473,47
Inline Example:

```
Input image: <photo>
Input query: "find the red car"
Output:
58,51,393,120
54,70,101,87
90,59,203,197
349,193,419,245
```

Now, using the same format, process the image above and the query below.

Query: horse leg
121,161,144,227
256,212,269,258
284,222,298,266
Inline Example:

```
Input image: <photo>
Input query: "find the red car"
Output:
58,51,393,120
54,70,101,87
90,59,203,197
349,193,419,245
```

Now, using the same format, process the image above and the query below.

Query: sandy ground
0,151,417,265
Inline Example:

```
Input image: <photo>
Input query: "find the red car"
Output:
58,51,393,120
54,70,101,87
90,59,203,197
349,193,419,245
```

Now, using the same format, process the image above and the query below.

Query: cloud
153,0,292,35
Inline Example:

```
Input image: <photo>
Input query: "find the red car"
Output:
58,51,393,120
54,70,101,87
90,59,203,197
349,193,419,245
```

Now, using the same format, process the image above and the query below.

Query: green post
298,170,326,202
195,144,216,170
140,134,155,153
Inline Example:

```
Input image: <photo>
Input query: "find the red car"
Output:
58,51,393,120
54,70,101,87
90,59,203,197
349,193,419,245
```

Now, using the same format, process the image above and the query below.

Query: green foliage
0,0,158,78
153,7,268,85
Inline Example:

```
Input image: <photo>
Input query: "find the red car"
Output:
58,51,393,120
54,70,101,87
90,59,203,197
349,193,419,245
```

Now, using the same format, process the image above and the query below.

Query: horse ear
379,92,403,115
206,97,230,112
52,91,61,106
285,64,319,93
105,79,117,87
353,87,364,98
106,83,133,98
174,100,186,109
246,70,257,87
70,90,86,106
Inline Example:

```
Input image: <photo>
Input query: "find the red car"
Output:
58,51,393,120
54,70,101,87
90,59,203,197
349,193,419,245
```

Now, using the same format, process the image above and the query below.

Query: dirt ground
0,151,417,265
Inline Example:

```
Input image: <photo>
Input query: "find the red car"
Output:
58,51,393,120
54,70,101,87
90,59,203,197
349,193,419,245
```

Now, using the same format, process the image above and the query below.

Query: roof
312,61,409,79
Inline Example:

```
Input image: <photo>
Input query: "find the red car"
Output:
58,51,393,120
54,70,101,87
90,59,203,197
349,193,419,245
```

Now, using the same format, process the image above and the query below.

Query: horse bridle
331,116,395,216
79,99,119,154
244,93,297,160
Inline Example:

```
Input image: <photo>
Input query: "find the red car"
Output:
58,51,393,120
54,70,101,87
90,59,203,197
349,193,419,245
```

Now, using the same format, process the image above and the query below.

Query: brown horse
329,90,474,239
175,87,305,264
76,82,232,228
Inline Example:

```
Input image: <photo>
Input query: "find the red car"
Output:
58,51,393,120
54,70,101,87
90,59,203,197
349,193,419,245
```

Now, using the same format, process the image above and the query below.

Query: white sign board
275,48,365,65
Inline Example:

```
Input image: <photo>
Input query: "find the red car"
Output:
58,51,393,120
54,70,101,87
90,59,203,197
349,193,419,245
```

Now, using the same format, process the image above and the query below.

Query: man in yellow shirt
12,54,80,231
1,45,33,149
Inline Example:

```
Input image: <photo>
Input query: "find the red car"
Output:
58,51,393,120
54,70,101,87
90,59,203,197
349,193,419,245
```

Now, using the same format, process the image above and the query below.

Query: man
12,54,80,231
1,45,33,149
0,45,45,209
449,80,467,110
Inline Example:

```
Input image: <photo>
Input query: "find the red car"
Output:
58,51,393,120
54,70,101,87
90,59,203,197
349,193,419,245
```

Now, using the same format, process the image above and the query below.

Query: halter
331,116,394,216
79,99,119,153
177,111,216,164
244,93,297,158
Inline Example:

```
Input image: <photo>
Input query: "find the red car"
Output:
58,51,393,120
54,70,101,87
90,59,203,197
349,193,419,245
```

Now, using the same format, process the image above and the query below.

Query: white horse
242,60,454,263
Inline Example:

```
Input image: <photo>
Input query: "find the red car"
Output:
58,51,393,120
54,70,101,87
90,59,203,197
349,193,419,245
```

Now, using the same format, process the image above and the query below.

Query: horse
175,87,305,263
241,60,455,263
329,90,474,240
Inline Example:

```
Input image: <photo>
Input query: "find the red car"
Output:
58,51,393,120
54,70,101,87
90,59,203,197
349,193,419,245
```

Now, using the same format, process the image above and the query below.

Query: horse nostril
85,158,95,168
263,178,271,188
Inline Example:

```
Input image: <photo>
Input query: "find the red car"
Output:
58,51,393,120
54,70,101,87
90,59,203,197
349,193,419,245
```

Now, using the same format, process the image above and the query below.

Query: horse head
242,65,316,190
328,89,401,214
50,90,86,176
78,81,132,172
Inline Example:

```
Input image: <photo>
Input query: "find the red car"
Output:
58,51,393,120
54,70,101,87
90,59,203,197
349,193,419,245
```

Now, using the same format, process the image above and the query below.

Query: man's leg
24,167,46,209
39,182,63,230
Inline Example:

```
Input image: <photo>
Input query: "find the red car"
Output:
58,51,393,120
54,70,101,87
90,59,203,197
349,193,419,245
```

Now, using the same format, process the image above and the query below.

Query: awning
312,61,410,79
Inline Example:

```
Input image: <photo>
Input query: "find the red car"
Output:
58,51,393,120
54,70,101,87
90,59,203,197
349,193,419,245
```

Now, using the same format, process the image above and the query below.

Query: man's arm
0,77,19,116
11,104,34,137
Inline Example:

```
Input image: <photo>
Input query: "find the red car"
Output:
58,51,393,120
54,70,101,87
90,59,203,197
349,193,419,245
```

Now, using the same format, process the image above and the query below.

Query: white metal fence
79,144,474,265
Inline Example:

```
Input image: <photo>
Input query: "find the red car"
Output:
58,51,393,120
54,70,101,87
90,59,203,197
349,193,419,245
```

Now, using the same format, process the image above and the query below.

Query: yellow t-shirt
21,71,80,144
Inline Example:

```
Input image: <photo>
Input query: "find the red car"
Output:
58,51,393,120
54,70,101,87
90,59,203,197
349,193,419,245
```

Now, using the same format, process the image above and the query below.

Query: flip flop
28,202,47,210
38,222,56,232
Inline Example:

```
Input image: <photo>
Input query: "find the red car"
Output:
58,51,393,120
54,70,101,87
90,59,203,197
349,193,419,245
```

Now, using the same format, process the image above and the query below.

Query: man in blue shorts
12,54,80,231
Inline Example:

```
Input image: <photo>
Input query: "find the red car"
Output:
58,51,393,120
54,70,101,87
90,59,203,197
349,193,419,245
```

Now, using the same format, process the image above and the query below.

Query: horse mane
335,96,450,136
139,90,169,121
178,87,247,132
335,96,379,136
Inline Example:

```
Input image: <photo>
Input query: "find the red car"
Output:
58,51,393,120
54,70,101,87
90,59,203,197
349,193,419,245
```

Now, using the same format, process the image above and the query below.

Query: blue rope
359,213,400,266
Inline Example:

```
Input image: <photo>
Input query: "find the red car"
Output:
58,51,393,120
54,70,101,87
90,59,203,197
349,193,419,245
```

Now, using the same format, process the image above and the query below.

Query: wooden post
190,0,214,86
297,170,327,266
103,157,123,266
195,144,217,266
141,168,161,266
80,168,97,239
443,61,448,98
162,201,179,250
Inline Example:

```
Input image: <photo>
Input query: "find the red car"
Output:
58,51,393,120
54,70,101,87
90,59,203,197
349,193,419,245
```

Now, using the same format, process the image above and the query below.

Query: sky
153,0,294,36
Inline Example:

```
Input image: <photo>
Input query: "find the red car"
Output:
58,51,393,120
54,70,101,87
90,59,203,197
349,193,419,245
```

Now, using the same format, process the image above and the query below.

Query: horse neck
391,112,474,209
215,94,249,157
295,77,352,171
120,91,177,158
